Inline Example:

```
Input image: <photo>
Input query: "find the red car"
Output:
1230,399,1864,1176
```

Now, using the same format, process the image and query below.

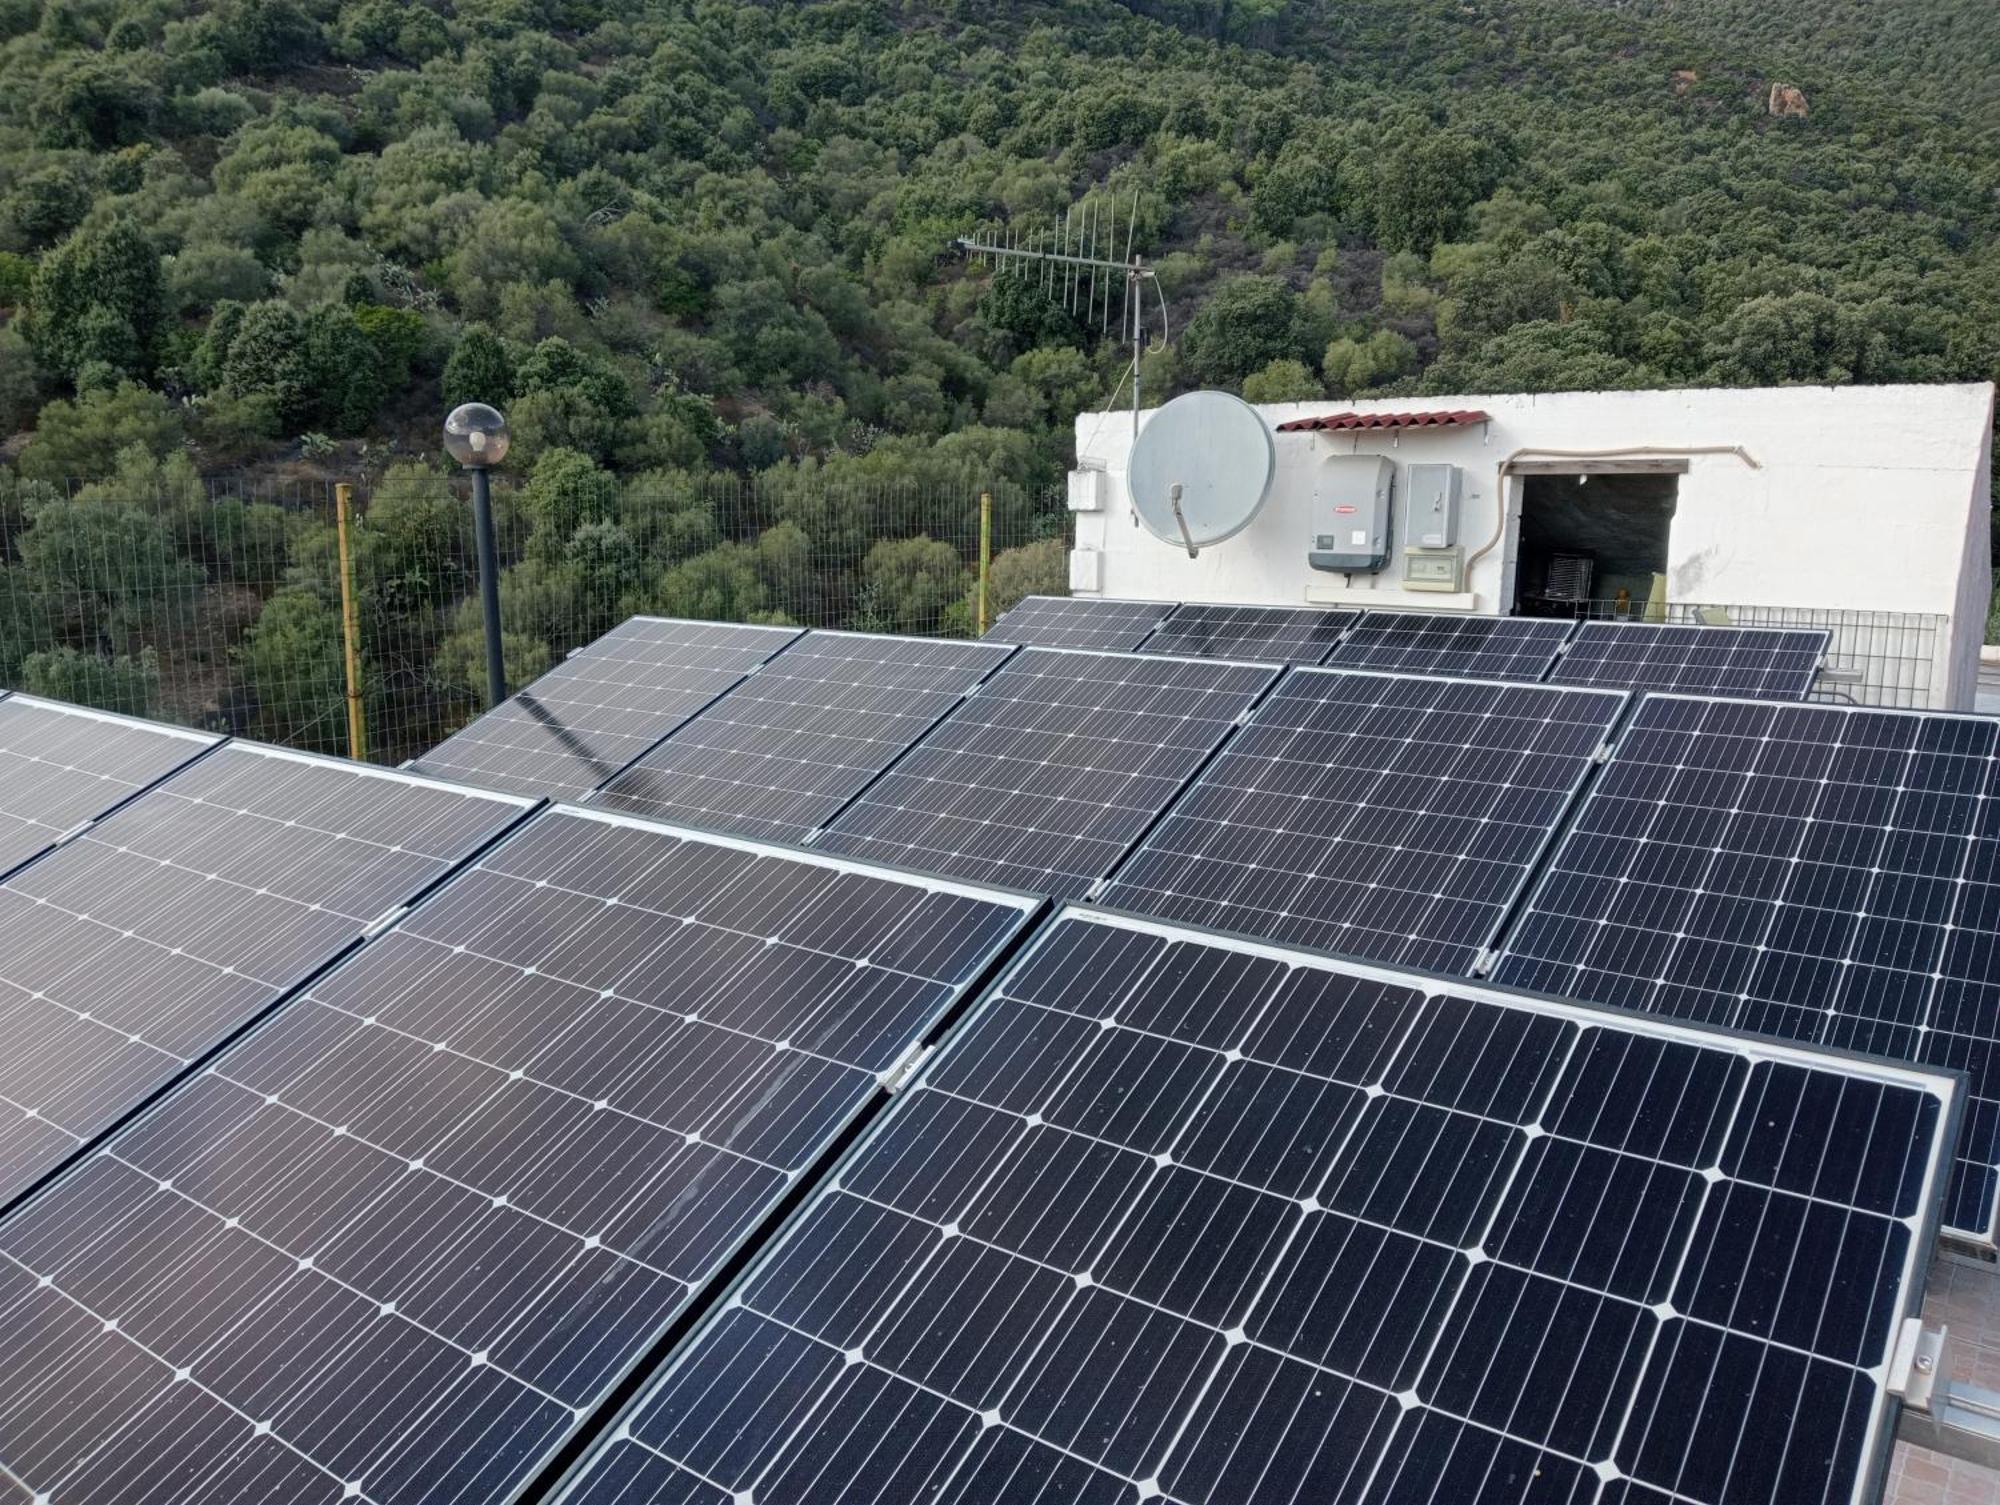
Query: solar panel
813,648,1276,899
1491,694,2000,1241
0,695,219,878
0,743,529,1214
590,632,1014,844
0,808,1036,1505
1547,622,1830,700
984,595,1177,652
555,908,1954,1505
1137,602,1359,665
1099,671,1625,971
409,616,802,801
1326,610,1576,681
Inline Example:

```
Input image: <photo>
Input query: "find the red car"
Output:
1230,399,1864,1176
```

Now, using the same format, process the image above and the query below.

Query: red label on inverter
1333,505,1356,514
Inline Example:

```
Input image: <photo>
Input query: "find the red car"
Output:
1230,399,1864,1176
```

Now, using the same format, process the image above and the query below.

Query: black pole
470,466,506,708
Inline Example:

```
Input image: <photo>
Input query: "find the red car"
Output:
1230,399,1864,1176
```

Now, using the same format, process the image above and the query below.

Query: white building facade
1071,382,1996,709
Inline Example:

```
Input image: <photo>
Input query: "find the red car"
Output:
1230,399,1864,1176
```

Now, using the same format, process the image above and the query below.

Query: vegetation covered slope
0,0,1994,488
0,0,1995,748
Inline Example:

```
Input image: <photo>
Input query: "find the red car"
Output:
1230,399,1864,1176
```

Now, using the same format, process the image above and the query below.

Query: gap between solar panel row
0,802,1043,1505
546,905,1960,1505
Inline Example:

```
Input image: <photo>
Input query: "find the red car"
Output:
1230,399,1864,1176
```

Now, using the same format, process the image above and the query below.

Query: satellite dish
1128,390,1275,557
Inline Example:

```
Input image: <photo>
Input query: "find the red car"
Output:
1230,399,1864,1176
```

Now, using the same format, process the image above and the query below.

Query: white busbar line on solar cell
1485,692,2000,1243
551,905,1955,1505
0,742,536,1221
0,808,1041,1505
586,632,1020,846
0,696,226,883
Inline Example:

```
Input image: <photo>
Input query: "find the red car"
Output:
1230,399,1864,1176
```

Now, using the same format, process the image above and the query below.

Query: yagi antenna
955,188,1169,434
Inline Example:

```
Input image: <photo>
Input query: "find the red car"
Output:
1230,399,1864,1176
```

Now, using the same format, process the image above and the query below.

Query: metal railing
0,468,1068,766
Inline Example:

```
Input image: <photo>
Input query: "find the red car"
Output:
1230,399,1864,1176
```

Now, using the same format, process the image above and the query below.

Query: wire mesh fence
1568,597,1949,710
0,466,1069,766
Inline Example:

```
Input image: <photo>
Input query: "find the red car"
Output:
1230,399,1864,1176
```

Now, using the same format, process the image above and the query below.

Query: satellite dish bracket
1169,483,1197,559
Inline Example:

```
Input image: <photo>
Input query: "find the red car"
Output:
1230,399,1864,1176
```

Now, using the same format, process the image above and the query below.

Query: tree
20,646,159,716
17,382,181,482
14,499,202,651
26,219,164,382
1181,277,1305,387
220,301,312,426
236,588,350,752
442,324,514,410
1241,358,1325,403
858,535,968,633
522,447,617,559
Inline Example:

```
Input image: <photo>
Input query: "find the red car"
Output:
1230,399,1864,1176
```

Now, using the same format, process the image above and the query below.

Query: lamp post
443,402,510,709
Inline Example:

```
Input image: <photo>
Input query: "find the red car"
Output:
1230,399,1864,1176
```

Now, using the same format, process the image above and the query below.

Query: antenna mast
955,194,1167,435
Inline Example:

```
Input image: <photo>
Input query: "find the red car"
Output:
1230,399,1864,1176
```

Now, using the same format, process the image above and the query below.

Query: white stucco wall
1072,382,1996,707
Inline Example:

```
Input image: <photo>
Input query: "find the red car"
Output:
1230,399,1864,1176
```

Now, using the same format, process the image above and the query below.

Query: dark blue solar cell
1493,693,1997,1239
558,912,1953,1505
1098,670,1623,970
0,811,1033,1505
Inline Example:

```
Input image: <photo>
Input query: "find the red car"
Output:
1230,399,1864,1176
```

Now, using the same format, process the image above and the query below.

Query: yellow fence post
334,483,368,762
977,490,993,635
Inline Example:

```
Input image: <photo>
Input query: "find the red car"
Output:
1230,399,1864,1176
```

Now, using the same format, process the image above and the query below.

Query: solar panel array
1136,602,1359,665
984,595,1176,652
1100,671,1624,972
1327,609,1578,681
558,909,1952,1505
0,809,1037,1505
814,648,1276,899
409,617,801,801
592,632,1013,845
1549,622,1830,701
0,695,218,878
0,744,528,1214
1492,695,2000,1241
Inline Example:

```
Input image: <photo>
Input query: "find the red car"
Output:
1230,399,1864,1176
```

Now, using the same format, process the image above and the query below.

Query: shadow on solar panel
552,907,1956,1505
410,616,803,802
0,805,1037,1505
1491,694,2000,1247
592,630,1014,845
1137,602,1360,665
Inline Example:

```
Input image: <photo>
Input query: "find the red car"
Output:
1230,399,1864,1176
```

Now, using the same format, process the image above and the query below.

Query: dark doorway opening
1513,472,1678,617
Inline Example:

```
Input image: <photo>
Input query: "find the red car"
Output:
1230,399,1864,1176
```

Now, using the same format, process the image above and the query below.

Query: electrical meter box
1404,463,1462,548
1403,547,1465,592
1308,455,1395,572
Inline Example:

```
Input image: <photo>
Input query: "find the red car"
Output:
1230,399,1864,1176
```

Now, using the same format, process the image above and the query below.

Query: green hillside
0,0,1994,491
0,0,1996,750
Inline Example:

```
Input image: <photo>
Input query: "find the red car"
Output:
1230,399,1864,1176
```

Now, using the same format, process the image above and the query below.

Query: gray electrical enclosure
1309,455,1395,571
1404,463,1462,548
